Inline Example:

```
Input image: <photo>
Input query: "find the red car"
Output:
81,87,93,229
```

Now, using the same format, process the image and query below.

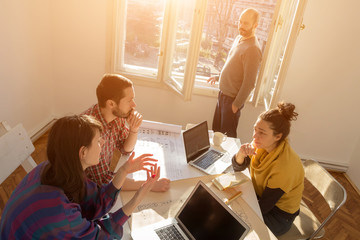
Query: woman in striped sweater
0,115,160,239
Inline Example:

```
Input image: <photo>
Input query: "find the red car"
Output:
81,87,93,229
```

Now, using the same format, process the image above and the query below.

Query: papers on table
117,120,241,182
112,120,276,239
118,120,204,181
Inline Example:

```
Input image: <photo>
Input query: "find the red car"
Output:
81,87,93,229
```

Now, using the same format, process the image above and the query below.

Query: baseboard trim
30,118,57,142
344,173,360,196
318,161,349,172
301,158,349,172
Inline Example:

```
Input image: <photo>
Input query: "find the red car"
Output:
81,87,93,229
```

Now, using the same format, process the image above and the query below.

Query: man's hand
207,76,217,85
127,110,143,133
151,178,170,192
231,103,239,113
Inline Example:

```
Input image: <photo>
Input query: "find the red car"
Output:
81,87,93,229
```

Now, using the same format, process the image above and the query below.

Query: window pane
169,0,196,92
265,0,299,106
195,0,277,89
124,0,165,77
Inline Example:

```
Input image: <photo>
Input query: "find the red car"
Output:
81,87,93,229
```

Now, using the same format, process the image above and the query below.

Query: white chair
278,159,347,240
0,121,37,183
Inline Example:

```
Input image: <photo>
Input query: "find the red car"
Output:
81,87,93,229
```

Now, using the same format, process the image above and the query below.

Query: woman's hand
122,165,161,216
138,164,161,195
239,143,256,156
122,152,158,174
113,152,158,190
236,143,256,164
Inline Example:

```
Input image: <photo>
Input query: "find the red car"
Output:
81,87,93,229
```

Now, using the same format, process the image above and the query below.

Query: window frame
253,0,308,109
110,0,308,107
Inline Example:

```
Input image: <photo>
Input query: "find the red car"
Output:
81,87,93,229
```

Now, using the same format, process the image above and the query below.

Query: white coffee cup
213,132,227,146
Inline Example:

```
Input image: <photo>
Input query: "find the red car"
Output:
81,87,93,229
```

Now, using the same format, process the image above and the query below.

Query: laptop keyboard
155,224,186,240
193,149,224,169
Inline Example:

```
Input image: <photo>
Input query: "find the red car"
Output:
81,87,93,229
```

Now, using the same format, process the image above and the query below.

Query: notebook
131,181,250,240
182,121,231,175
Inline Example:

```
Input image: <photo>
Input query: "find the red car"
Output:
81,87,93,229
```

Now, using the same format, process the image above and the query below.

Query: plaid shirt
82,104,130,185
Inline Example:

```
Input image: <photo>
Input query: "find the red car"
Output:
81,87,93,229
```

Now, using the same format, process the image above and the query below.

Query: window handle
275,15,283,32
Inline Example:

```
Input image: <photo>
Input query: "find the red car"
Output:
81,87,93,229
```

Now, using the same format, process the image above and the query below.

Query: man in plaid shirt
83,74,170,191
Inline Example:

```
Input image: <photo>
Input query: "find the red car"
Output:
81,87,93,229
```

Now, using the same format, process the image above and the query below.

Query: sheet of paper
140,120,182,133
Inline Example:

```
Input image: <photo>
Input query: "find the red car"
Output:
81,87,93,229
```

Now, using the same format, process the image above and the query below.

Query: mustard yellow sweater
250,140,304,214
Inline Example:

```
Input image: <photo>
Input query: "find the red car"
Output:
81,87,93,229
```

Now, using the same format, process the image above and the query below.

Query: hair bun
277,102,298,121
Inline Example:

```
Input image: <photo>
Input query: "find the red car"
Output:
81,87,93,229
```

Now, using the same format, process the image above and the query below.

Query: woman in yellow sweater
232,102,304,236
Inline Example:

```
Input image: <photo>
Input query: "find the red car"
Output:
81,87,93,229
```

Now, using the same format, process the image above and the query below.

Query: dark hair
96,74,133,108
41,115,102,204
259,102,298,143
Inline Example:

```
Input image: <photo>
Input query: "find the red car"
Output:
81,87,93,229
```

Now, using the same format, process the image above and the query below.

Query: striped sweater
0,162,129,239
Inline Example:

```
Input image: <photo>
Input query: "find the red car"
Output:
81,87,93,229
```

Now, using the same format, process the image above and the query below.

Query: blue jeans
212,91,242,138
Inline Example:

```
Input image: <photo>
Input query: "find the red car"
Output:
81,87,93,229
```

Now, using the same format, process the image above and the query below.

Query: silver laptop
182,121,231,175
131,181,250,240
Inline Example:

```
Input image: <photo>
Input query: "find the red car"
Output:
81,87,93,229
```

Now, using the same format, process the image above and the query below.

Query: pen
225,191,242,205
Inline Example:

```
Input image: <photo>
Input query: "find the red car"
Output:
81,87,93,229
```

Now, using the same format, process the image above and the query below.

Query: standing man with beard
83,74,170,191
208,8,262,138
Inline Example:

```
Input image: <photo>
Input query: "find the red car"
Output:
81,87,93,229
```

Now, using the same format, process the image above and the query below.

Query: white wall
279,0,360,187
51,0,112,116
0,0,54,136
135,86,218,126
1,0,360,188
280,0,360,170
348,136,360,187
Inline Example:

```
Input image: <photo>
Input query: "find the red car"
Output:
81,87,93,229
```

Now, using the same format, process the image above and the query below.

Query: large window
111,0,307,109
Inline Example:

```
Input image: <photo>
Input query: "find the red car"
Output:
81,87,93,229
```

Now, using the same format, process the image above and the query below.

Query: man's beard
112,108,131,118
239,27,253,38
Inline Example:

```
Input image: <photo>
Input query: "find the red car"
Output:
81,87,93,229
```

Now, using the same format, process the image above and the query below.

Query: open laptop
182,121,231,175
131,181,250,240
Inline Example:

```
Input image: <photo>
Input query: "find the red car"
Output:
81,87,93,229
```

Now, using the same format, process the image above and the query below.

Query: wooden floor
1,132,360,239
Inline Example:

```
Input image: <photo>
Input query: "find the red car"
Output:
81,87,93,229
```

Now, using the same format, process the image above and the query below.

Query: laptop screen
183,121,210,162
177,182,248,240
